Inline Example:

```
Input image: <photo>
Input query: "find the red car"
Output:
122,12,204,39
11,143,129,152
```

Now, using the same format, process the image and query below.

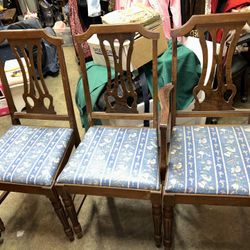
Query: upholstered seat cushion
57,127,160,190
0,125,73,186
165,126,250,196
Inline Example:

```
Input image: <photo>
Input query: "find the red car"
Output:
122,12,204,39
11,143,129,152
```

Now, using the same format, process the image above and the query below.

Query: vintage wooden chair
159,12,250,249
55,24,163,246
0,29,80,240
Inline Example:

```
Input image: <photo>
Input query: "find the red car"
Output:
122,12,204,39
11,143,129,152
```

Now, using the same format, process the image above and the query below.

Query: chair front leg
61,191,83,239
0,218,4,244
152,202,162,247
48,190,74,241
163,205,173,250
0,218,4,232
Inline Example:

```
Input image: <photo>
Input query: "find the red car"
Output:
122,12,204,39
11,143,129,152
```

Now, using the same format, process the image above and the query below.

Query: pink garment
115,0,182,39
69,0,91,58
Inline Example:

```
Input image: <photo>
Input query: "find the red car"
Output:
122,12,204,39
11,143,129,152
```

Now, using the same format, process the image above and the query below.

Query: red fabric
211,0,218,13
216,0,250,41
223,0,250,12
69,0,91,58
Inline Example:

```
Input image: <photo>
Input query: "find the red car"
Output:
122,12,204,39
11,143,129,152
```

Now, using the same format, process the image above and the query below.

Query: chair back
75,24,159,128
0,29,79,140
171,12,250,127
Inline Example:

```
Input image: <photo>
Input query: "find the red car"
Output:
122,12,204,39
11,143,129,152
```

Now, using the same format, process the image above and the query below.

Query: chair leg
152,203,162,247
61,191,83,239
163,205,173,250
0,218,4,232
0,218,4,244
240,68,249,103
48,192,74,241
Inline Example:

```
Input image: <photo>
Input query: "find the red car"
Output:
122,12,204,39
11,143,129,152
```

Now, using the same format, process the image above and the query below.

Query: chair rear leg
61,191,83,239
48,191,74,241
163,205,173,250
0,218,4,232
0,218,4,244
152,203,162,247
240,68,249,103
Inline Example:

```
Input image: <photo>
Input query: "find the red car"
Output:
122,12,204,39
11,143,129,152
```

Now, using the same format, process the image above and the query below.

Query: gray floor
1,46,250,250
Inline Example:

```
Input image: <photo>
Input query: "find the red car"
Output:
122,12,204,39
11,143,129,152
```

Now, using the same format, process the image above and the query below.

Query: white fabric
205,0,212,15
86,0,101,17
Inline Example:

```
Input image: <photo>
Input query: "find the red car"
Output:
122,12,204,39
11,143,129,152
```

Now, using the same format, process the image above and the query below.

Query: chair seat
57,126,160,190
0,125,73,186
165,125,250,196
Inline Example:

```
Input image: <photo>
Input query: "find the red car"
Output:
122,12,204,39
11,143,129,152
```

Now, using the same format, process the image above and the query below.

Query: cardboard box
87,24,168,71
3,58,29,111
101,99,206,127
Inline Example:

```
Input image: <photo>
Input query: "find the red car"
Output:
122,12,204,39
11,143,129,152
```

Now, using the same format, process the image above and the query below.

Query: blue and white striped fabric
165,126,250,196
0,125,73,186
57,126,160,190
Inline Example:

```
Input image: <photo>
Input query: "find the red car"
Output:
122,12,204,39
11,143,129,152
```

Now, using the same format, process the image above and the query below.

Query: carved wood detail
61,191,83,239
8,39,56,114
152,203,162,247
97,33,138,113
193,25,242,111
163,206,173,250
49,195,74,241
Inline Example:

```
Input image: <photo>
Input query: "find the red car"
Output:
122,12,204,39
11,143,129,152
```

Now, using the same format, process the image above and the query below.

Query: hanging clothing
69,0,91,59
18,0,38,15
223,0,250,12
205,0,220,14
181,0,206,24
181,0,218,22
86,0,101,17
211,0,218,13
115,0,182,39
205,0,211,14
69,0,113,59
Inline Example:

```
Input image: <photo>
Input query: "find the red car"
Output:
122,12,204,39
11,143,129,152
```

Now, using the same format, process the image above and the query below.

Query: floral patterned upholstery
165,126,250,196
0,126,73,186
57,126,160,190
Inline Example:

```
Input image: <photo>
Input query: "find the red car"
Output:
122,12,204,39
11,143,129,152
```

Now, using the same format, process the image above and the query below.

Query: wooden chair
55,24,163,247
159,12,250,249
0,29,80,240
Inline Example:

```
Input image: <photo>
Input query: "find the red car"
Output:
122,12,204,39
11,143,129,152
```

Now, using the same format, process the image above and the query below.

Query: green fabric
143,40,201,110
76,40,201,128
75,61,115,127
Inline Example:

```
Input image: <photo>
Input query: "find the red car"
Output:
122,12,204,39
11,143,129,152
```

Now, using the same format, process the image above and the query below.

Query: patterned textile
115,0,182,39
0,126,73,186
57,126,160,190
165,126,250,196
69,0,91,58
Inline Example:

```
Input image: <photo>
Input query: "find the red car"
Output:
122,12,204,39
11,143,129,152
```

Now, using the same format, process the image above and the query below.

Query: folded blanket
101,3,160,26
